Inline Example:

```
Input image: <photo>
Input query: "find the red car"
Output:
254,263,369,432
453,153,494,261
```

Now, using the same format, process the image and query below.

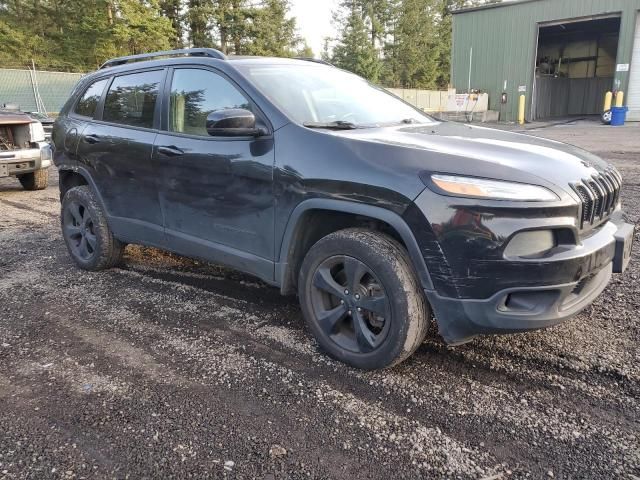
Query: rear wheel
298,229,429,370
601,110,612,125
61,186,124,271
18,168,49,190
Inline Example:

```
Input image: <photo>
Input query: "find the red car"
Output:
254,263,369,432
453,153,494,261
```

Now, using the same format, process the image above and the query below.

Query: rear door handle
83,134,101,144
157,145,184,157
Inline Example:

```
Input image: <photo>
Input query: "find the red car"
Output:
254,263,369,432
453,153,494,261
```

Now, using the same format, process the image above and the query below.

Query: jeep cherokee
52,49,634,370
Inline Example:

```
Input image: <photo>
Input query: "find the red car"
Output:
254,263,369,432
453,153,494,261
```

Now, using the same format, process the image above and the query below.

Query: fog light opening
504,230,556,258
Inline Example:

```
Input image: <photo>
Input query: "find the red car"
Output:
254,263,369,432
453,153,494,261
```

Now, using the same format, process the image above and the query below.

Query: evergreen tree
188,0,214,48
160,0,184,48
244,0,298,57
0,0,174,71
111,0,175,56
385,0,440,89
297,41,314,59
331,3,382,81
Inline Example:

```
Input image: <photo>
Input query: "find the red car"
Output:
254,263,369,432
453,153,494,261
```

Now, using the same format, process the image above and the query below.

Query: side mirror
206,109,262,137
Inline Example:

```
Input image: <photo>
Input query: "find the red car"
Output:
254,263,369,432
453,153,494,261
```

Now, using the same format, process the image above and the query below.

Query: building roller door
628,13,640,121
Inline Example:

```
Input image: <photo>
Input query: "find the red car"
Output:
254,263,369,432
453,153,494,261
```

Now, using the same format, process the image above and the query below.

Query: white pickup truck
0,110,52,190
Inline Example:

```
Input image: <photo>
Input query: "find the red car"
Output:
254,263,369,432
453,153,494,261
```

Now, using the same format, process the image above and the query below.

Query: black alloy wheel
309,255,391,354
60,185,124,271
298,229,430,369
63,200,97,261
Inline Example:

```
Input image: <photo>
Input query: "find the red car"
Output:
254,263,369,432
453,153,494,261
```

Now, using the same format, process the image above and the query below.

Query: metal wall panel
452,0,640,122
628,12,640,120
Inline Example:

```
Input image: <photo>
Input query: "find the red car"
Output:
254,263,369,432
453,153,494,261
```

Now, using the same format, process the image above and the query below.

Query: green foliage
0,0,173,71
189,0,300,56
160,0,184,48
0,0,302,71
331,2,382,81
328,0,496,87
243,0,299,57
0,0,498,85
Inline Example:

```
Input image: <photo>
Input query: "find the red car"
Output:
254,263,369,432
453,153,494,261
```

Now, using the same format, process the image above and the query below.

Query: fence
0,69,84,114
0,68,490,117
386,88,489,114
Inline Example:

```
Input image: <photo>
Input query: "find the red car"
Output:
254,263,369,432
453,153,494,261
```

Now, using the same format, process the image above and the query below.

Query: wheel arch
276,199,434,295
58,166,106,211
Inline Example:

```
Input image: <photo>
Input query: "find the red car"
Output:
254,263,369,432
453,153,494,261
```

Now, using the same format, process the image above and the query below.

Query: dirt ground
0,121,638,480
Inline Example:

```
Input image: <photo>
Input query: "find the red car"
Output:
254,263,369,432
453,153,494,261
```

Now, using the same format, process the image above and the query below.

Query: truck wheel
18,168,49,190
298,229,429,370
61,185,124,271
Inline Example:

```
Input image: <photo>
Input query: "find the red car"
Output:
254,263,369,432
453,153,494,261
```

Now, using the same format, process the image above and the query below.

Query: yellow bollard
604,91,613,112
518,95,526,125
615,91,624,107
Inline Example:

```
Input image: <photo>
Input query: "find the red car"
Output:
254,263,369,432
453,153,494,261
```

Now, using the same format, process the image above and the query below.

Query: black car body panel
53,55,634,345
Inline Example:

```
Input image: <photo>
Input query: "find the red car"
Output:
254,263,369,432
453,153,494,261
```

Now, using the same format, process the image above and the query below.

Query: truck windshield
238,64,434,128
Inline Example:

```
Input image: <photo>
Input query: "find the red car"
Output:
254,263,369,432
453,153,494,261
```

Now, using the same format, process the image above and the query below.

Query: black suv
52,48,633,370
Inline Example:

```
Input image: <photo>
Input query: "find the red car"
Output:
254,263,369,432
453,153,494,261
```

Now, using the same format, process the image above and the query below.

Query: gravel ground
0,121,638,480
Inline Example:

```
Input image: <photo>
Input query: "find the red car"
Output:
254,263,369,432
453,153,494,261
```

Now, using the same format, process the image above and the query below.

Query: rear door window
74,79,108,118
103,70,163,129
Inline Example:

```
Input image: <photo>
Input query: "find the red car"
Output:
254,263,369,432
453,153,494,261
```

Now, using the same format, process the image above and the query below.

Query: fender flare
276,198,434,292
57,164,109,215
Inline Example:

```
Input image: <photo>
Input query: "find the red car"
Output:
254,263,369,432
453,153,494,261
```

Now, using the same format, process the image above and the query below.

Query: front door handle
83,134,101,144
157,145,184,157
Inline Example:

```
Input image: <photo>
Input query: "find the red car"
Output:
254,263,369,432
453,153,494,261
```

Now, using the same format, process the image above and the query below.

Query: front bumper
0,143,50,178
406,189,634,344
426,263,613,344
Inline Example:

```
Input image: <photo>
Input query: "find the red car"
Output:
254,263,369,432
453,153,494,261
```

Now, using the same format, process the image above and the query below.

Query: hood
328,121,610,198
0,110,33,125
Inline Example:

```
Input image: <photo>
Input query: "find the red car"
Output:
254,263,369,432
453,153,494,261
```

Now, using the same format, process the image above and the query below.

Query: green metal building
452,0,640,122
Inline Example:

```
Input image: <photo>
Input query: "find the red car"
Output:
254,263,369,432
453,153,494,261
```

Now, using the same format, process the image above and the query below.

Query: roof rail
100,48,227,69
295,57,333,66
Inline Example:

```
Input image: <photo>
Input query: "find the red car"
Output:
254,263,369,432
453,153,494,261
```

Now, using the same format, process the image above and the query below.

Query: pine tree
0,0,175,71
160,0,184,48
111,0,175,56
188,0,214,48
244,0,298,57
297,41,314,59
386,0,440,89
331,4,382,82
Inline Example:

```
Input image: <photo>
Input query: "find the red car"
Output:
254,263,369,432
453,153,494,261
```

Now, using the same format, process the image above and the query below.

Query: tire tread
61,186,124,271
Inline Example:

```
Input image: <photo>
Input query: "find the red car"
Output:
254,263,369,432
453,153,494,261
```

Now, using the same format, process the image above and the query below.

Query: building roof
452,0,543,15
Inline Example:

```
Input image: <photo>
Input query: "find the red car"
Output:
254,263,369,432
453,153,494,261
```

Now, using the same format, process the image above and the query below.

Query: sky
289,0,339,57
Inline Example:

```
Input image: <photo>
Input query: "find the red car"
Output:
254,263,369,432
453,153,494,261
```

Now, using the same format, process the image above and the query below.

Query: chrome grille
572,168,622,229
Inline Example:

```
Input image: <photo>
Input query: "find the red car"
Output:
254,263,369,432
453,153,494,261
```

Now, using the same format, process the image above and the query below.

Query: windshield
237,64,434,127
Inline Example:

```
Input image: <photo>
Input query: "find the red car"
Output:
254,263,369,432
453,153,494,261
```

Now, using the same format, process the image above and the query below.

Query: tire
601,110,612,125
60,185,124,271
298,228,430,370
18,168,49,190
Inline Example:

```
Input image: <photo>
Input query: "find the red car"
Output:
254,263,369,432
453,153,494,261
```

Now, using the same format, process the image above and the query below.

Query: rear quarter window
102,70,163,129
74,79,108,118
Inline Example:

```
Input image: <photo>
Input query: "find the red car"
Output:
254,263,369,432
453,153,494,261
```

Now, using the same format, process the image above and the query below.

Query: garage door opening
533,16,621,120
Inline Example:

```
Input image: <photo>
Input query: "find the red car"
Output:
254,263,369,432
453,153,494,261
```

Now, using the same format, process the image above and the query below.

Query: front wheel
18,168,49,190
601,110,612,125
298,229,430,370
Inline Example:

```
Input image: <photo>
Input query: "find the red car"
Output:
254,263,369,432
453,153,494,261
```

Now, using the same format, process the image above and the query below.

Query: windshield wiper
303,121,358,130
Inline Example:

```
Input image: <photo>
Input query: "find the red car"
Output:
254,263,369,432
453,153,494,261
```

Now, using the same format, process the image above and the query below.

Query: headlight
40,144,53,166
430,174,558,202
29,122,46,143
